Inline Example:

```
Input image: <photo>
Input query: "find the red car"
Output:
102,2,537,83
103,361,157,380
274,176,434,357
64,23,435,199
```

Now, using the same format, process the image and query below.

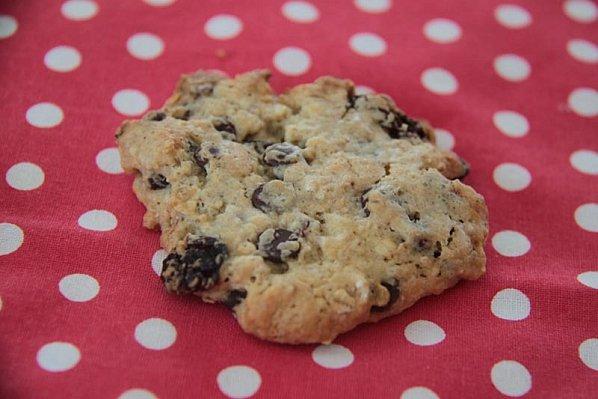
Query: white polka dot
493,163,531,192
59,274,99,302
204,14,243,40
567,39,598,64
564,0,597,23
404,320,446,346
127,33,164,60
78,210,117,232
349,33,387,57
421,68,458,95
493,111,529,138
217,365,261,399
355,85,374,95
492,230,531,257
151,249,167,275
491,288,530,321
0,15,18,39
491,360,532,397
423,18,462,44
26,102,64,128
118,389,157,399
570,150,598,175
577,271,598,289
6,162,44,191
434,128,455,150
401,386,439,399
494,54,531,82
354,0,391,13
44,45,81,73
143,0,175,6
135,318,176,350
61,0,98,21
36,342,80,372
273,47,311,76
494,4,532,29
579,338,598,370
0,223,24,256
575,203,598,232
312,344,354,369
96,148,123,174
568,87,598,117
112,89,150,116
282,1,319,23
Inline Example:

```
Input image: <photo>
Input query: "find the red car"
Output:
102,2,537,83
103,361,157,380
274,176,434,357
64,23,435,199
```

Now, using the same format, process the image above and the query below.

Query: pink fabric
1,1,597,398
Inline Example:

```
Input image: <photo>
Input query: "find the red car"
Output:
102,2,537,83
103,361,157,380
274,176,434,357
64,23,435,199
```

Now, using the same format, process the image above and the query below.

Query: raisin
251,184,268,213
263,143,303,167
371,279,400,313
208,147,220,156
258,228,300,263
161,236,228,294
148,174,169,190
221,289,247,309
360,189,371,217
213,120,236,135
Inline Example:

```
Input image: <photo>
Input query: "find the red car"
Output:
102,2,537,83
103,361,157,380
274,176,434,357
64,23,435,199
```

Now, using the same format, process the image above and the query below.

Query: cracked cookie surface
117,69,488,344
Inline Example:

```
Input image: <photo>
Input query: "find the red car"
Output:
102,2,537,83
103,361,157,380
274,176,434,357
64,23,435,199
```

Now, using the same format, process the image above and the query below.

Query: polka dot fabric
0,1,596,398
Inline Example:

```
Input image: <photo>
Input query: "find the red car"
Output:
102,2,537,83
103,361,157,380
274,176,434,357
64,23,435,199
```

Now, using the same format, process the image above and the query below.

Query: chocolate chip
189,142,208,170
408,211,420,222
161,236,228,294
345,90,362,111
360,190,371,217
149,111,166,121
148,174,169,190
262,143,303,167
371,279,400,313
213,120,236,135
415,237,432,251
454,158,470,180
251,184,268,213
377,108,428,140
433,241,442,258
174,109,191,121
222,289,247,309
258,228,300,263
299,220,310,237
246,140,276,155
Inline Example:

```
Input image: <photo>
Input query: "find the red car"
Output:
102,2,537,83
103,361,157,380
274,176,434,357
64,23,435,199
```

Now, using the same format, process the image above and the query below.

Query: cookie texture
117,70,488,344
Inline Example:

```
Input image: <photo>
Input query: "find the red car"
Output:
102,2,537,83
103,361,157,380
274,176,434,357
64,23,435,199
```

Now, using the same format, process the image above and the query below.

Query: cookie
117,70,488,344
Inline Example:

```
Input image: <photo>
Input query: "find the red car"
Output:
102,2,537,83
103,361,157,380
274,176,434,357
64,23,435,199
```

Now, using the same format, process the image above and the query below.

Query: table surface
1,1,597,398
